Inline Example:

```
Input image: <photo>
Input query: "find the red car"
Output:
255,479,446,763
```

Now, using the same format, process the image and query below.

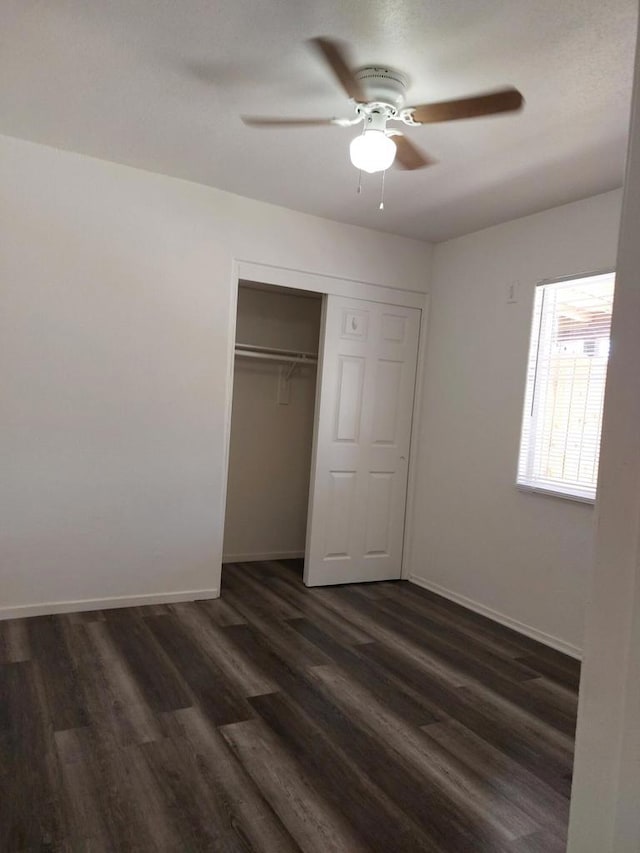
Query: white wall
408,188,623,655
223,286,321,561
568,22,640,850
0,133,432,617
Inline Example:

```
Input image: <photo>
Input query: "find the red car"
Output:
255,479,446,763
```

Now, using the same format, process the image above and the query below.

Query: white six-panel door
304,296,421,586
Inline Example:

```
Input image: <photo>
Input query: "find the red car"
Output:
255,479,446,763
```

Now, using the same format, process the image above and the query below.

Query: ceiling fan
242,37,524,175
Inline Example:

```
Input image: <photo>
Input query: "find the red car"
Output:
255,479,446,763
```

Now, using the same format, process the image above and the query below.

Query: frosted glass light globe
350,130,396,174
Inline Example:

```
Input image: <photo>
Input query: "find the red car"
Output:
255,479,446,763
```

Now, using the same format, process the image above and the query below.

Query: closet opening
222,281,323,585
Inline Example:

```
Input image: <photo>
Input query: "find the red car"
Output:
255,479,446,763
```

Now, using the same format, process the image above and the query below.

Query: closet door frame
221,259,429,583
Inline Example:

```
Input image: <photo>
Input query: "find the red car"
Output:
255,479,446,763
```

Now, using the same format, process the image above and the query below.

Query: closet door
305,296,421,586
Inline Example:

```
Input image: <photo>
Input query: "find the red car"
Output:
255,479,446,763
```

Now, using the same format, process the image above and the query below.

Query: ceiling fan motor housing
354,66,409,110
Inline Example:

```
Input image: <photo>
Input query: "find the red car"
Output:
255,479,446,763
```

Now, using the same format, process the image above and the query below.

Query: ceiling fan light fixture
349,130,396,174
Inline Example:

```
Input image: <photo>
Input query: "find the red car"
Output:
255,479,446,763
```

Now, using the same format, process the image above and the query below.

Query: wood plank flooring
0,560,580,852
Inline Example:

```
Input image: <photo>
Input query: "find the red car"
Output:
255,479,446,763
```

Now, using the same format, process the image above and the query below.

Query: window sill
516,483,596,505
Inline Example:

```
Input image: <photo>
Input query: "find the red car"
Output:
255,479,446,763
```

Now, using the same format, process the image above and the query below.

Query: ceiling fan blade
308,37,367,103
393,135,435,170
242,116,337,127
410,87,524,124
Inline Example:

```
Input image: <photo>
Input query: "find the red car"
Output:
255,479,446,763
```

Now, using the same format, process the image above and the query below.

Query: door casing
220,259,429,585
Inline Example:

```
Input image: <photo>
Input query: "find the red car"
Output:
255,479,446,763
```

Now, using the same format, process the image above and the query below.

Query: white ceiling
1,0,637,242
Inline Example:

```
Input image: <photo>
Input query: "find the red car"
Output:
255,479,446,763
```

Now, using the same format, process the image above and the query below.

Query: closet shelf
234,343,318,366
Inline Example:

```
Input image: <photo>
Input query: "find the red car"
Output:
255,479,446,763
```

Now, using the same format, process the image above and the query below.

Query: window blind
517,271,615,502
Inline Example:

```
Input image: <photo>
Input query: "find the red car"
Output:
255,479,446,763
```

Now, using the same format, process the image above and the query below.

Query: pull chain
356,169,362,195
379,169,386,211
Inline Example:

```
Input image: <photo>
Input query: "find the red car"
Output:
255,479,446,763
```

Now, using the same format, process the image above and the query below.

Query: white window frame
516,270,615,504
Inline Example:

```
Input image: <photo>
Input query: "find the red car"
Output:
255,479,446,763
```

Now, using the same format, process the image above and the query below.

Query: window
517,271,615,502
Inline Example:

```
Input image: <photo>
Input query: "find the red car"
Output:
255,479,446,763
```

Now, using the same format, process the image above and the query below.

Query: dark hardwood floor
0,560,580,852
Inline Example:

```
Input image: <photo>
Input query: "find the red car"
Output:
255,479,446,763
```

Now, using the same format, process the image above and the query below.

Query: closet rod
235,342,318,359
235,350,317,365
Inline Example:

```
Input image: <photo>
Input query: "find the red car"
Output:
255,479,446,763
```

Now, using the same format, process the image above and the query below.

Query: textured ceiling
1,0,637,242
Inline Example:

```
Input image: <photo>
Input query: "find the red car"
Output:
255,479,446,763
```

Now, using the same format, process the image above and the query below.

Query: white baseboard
0,588,220,621
222,551,304,563
408,575,582,660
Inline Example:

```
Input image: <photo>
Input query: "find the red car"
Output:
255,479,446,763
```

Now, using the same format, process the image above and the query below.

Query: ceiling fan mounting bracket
399,108,423,126
355,102,398,128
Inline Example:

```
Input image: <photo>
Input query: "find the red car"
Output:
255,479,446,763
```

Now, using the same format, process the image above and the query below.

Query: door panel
364,471,394,556
324,471,356,558
334,357,365,442
305,296,421,586
372,360,402,443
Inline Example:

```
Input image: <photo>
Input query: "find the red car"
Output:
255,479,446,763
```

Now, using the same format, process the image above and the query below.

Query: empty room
2,1,640,851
